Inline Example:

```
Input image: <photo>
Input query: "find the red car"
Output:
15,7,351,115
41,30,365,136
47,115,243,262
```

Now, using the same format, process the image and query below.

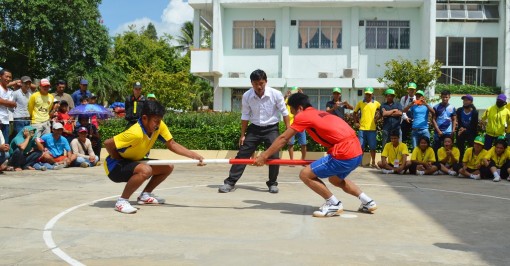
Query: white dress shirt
400,94,415,121
241,86,288,126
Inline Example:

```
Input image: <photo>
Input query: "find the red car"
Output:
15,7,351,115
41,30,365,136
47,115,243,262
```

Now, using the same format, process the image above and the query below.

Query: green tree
377,57,443,98
176,21,211,53
0,0,109,80
144,23,158,40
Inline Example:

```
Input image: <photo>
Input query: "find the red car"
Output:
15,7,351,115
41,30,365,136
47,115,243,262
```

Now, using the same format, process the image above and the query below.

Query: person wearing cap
124,81,145,128
481,137,510,182
431,90,457,153
71,79,92,107
403,89,435,149
480,94,510,149
455,94,478,160
52,80,74,110
39,122,77,167
326,87,353,120
147,93,157,101
0,68,16,144
104,100,205,214
285,87,307,161
400,82,418,144
353,87,381,168
458,135,487,180
380,88,402,147
28,78,54,138
8,125,44,171
11,76,33,137
74,115,101,161
70,127,98,168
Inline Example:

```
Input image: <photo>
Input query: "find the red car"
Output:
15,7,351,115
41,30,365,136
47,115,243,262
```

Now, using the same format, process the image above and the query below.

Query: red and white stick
141,159,314,166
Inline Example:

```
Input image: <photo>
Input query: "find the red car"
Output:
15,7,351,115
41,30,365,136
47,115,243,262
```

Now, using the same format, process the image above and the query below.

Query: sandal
6,166,14,171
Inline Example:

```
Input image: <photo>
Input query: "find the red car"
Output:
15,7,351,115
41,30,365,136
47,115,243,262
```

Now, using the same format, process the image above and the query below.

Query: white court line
43,182,510,265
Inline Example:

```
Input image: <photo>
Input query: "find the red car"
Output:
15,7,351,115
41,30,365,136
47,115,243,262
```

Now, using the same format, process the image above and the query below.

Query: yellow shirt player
410,136,438,175
459,136,486,180
377,132,409,174
437,136,460,176
27,78,54,137
104,100,205,214
353,87,380,167
482,138,509,182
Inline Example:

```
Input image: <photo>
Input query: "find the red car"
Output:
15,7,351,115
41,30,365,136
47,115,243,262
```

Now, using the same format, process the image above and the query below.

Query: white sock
358,193,372,205
140,192,151,199
326,195,340,205
493,172,500,178
117,197,128,202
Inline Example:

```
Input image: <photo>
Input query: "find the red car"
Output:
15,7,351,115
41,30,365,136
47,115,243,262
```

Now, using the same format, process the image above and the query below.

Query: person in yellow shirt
28,78,54,138
377,131,409,174
480,94,510,149
459,136,487,180
285,87,307,161
437,135,461,176
410,136,439,175
103,101,205,214
481,138,510,182
354,87,381,167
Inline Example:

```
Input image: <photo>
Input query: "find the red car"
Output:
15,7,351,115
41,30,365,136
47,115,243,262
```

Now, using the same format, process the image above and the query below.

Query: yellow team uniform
27,92,54,123
482,105,510,136
484,146,510,168
381,142,409,166
462,147,487,170
411,147,436,163
354,100,381,130
285,98,294,125
437,147,461,166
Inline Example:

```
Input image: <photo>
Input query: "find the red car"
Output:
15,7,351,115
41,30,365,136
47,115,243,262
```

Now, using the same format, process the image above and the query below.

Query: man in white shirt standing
400,82,417,146
219,69,290,193
11,76,32,137
0,69,16,143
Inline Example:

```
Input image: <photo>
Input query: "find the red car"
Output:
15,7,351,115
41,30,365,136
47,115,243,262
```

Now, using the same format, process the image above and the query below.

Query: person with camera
403,90,435,149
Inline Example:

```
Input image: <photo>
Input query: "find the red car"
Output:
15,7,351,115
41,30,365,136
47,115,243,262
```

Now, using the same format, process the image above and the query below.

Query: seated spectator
56,100,75,143
437,135,461,176
70,127,98,168
39,122,77,167
458,136,487,180
8,126,44,171
377,130,409,174
74,115,101,161
481,138,510,182
409,136,439,176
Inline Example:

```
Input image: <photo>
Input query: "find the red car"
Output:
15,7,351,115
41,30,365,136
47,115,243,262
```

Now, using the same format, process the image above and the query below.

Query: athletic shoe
470,174,481,180
433,170,441,175
493,176,501,182
53,164,64,170
382,169,394,174
448,170,457,176
137,194,165,205
115,200,137,214
507,177,510,181
80,162,89,168
40,166,47,171
218,183,235,193
137,193,165,204
417,170,425,176
358,200,378,213
268,185,279,193
312,201,343,217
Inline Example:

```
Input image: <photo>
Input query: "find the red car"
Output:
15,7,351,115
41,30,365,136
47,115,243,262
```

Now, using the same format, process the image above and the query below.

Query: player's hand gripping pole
141,159,313,166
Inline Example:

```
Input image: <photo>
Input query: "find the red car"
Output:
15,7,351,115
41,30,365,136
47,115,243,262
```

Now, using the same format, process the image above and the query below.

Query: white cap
52,122,63,130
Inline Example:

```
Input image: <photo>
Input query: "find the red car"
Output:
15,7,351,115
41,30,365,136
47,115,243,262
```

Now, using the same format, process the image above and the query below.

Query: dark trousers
484,135,497,150
481,160,509,179
0,123,10,144
91,137,101,160
456,131,476,160
401,120,412,143
10,150,42,169
224,123,280,187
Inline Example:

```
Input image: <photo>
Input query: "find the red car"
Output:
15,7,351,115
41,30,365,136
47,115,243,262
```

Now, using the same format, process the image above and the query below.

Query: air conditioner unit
343,68,358,78
318,72,333,78
229,72,245,78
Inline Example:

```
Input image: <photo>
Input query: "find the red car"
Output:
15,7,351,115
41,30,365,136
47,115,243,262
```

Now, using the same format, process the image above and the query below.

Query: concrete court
1,150,510,266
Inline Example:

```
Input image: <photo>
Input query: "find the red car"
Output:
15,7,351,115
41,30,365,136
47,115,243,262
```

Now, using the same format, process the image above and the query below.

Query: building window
436,37,498,86
233,21,275,49
298,20,342,49
365,20,410,49
301,89,334,111
231,89,249,111
436,1,499,21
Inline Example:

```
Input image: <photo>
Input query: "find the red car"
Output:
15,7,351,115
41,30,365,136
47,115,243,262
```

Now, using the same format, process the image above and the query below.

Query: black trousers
224,123,280,187
456,130,476,160
10,150,42,169
401,120,412,143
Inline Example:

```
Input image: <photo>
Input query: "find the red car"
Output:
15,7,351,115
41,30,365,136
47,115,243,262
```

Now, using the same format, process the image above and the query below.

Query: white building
188,0,508,111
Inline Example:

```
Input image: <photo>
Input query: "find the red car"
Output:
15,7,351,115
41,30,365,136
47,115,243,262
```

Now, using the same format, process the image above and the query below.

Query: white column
504,0,510,96
193,9,201,49
423,0,436,97
213,76,223,111
281,7,290,80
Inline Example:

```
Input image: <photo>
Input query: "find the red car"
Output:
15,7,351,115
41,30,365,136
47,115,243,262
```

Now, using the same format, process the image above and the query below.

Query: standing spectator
480,94,510,149
353,87,380,168
0,69,16,143
455,94,478,160
9,126,44,170
71,79,91,107
0,125,9,173
432,90,456,152
88,94,99,129
285,87,307,161
326,87,353,120
458,136,487,180
218,69,290,193
403,90,435,149
55,100,75,143
400,82,417,144
124,81,145,128
380,88,402,147
70,127,98,168
377,130,409,174
28,79,54,138
147,93,157,101
39,122,77,167
53,80,74,110
11,76,32,137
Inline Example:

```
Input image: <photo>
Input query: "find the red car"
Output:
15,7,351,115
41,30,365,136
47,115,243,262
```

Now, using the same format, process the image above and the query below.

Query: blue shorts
289,131,307,145
358,130,377,151
311,155,362,179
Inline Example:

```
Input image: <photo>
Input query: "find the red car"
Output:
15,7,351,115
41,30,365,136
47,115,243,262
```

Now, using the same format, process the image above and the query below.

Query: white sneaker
470,174,481,180
137,193,165,205
382,169,394,174
493,176,501,182
433,170,441,175
358,200,378,213
312,202,343,217
417,170,425,176
115,200,137,214
448,170,457,176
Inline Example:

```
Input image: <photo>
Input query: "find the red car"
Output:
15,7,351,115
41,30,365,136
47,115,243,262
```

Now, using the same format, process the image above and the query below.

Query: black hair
440,90,451,96
57,80,66,85
0,69,11,76
250,69,267,82
418,136,430,146
287,93,313,110
59,100,68,107
494,139,508,149
390,130,400,138
141,100,166,117
80,96,88,102
442,135,453,144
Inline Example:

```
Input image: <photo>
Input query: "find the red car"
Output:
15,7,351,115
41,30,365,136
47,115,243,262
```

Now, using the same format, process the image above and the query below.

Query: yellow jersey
411,147,436,163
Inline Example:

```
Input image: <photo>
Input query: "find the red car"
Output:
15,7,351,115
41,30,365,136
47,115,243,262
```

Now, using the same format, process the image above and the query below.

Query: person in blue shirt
39,122,77,167
402,90,435,149
71,79,92,107
432,90,457,153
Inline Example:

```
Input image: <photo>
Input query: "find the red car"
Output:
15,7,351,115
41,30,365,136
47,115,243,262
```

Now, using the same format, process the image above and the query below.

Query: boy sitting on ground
377,130,409,174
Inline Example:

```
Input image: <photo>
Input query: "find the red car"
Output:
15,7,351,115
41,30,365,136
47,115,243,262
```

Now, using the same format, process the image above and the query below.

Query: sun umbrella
68,104,114,119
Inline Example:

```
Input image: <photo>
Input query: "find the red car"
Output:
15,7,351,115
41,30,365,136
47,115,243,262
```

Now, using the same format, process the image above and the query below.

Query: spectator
0,125,9,173
88,94,99,129
74,115,101,161
377,130,409,174
403,90,435,149
39,122,77,167
409,136,439,176
53,80,74,110
380,88,402,147
432,90,456,152
8,126,44,171
437,135,461,176
400,82,418,144
455,94,478,160
71,79,91,107
458,135,487,180
353,87,380,168
147,93,157,101
11,76,32,137
480,94,510,149
28,78,54,138
285,87,306,161
481,138,509,182
0,69,16,143
325,87,353,120
70,127,98,168
55,100,75,143
124,81,145,128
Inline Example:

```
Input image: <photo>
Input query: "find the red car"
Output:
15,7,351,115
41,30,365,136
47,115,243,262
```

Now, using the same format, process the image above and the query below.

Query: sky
99,0,193,38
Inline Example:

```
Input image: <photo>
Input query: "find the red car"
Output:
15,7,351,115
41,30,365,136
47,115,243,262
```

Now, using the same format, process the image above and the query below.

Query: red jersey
57,112,73,136
291,107,362,160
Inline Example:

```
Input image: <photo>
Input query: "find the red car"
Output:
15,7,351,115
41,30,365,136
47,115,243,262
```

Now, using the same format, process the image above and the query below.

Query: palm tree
176,21,211,53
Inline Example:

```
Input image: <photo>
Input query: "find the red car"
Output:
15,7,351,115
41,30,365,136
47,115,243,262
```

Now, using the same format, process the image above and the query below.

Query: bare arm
104,138,122,160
